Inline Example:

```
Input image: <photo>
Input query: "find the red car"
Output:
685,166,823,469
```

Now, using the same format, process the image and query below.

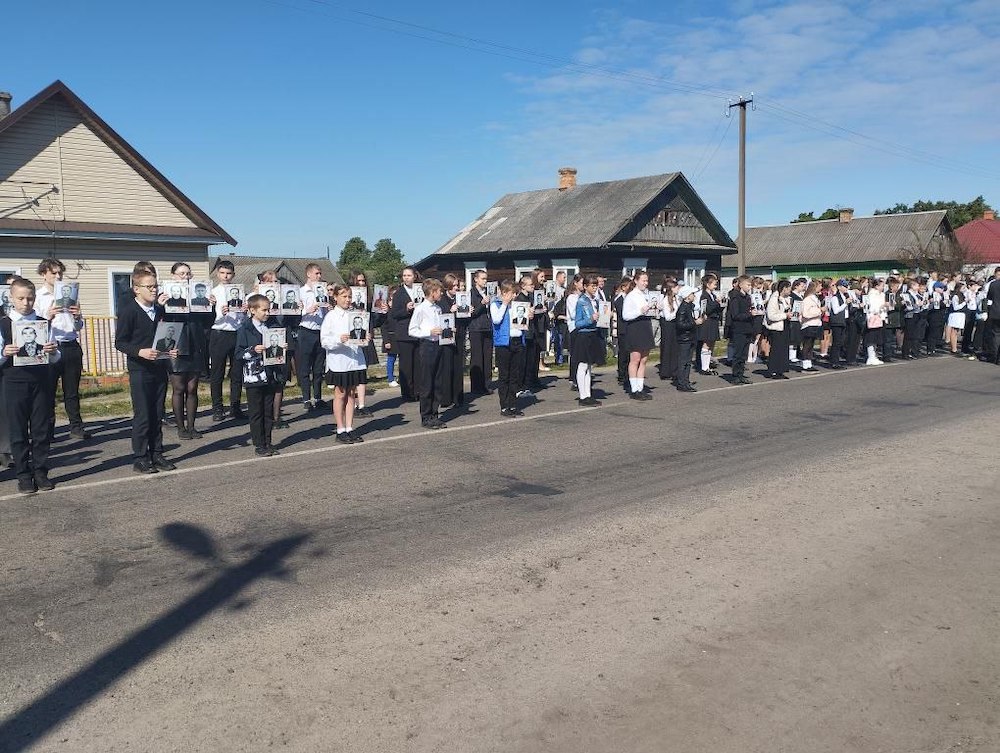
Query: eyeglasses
136,284,159,290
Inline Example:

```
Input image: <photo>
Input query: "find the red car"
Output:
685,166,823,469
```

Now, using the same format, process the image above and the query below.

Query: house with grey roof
210,254,343,289
727,209,955,281
416,168,736,288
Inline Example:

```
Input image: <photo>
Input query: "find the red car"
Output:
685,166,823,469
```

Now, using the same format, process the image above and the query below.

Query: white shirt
211,283,246,331
34,284,83,342
320,306,366,372
408,300,441,340
622,288,648,321
566,292,580,333
0,310,62,367
298,283,327,330
660,293,679,321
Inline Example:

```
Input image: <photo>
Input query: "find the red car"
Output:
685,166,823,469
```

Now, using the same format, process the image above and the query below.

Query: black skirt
800,325,824,340
626,318,655,352
574,329,606,365
751,315,765,336
325,369,368,388
696,317,721,343
659,322,679,379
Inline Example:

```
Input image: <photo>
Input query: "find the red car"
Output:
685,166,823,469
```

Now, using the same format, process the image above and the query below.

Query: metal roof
210,255,344,288
428,172,734,259
954,217,1000,264
741,211,951,267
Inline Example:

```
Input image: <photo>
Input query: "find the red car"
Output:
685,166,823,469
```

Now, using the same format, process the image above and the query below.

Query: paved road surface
1,359,998,752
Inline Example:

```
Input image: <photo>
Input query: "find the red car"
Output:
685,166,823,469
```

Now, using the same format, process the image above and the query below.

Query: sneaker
355,406,374,418
387,380,399,387
865,358,884,366
151,454,177,471
422,419,443,430
17,478,37,495
303,400,314,411
313,399,327,410
133,458,158,474
267,446,281,455
677,385,697,392
211,410,225,423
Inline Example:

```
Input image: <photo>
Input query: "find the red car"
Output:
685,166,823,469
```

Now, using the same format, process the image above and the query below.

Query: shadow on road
0,524,309,753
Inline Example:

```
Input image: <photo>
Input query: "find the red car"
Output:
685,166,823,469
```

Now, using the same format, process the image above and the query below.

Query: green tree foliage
790,208,840,223
337,236,372,278
369,238,406,285
874,196,993,230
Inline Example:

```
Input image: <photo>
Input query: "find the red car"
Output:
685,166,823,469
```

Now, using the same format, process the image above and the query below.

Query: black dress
696,291,722,343
436,292,465,407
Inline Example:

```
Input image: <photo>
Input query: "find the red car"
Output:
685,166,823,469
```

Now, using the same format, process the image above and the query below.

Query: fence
81,316,127,375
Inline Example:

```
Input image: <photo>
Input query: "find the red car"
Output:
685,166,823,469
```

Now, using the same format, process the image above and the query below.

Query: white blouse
320,306,366,372
622,288,648,321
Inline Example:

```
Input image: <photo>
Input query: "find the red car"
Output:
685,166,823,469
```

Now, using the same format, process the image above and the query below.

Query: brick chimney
983,209,996,221
558,167,578,191
838,208,854,223
0,92,12,120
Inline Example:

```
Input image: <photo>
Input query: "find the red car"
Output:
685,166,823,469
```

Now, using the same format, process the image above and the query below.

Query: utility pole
727,94,753,276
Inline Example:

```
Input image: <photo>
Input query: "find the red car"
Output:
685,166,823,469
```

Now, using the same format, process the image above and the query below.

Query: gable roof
210,255,343,288
954,216,1000,264
422,172,735,264
0,80,236,246
740,211,951,268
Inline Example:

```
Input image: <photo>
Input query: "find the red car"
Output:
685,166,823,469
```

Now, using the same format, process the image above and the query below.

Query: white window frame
463,261,487,291
513,259,540,281
684,259,706,288
108,266,134,316
622,257,648,278
551,258,579,285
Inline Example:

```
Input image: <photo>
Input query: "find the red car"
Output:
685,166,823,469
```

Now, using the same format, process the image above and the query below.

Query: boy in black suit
1,278,60,494
115,271,179,474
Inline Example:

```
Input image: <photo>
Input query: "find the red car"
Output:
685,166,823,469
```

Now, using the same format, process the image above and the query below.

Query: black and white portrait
259,283,280,313
314,284,328,304
347,312,369,345
54,281,79,309
280,284,302,313
164,283,189,313
189,280,213,313
350,286,368,311
510,302,529,330
226,285,244,309
645,291,663,318
263,327,286,365
439,313,456,345
152,321,184,359
455,291,471,318
13,319,49,366
372,284,389,311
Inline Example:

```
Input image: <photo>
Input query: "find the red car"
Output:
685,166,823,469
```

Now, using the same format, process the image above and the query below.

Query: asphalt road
1,358,998,752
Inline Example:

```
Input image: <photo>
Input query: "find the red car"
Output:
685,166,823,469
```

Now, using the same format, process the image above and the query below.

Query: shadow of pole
0,533,309,753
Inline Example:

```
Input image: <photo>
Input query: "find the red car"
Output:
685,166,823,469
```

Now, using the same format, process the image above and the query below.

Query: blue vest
491,301,523,346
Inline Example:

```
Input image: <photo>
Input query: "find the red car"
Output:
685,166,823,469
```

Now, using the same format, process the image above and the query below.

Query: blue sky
4,0,998,261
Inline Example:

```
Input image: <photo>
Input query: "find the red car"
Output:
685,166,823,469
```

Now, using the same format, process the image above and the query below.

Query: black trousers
295,327,325,403
925,313,945,352
882,327,898,361
730,331,751,377
495,341,525,411
845,321,862,364
5,375,53,481
468,330,493,393
768,328,790,374
52,340,84,428
961,312,976,353
659,323,678,380
829,326,846,364
0,375,9,454
523,337,541,388
209,329,243,412
246,384,277,449
418,340,444,422
394,339,419,400
676,341,694,388
902,318,920,357
128,367,167,460
986,320,1000,362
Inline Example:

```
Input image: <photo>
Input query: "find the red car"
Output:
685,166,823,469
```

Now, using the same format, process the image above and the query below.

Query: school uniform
925,288,947,354
467,286,494,394
900,289,921,358
826,292,849,367
787,291,803,361
437,292,465,408
658,294,679,381
882,291,903,362
573,293,603,402
390,284,421,400
409,299,447,426
114,297,172,469
764,294,790,376
491,299,525,415
296,283,328,406
34,284,86,436
622,288,655,352
0,311,60,488
728,289,753,380
566,291,580,387
983,277,1000,363
613,292,629,388
235,317,282,453
845,292,864,365
674,300,698,390
209,283,246,417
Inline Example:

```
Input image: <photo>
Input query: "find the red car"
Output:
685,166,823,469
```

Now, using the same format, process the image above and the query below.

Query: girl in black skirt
573,275,604,406
348,270,384,418
695,273,722,374
437,273,466,408
613,277,634,389
764,279,792,379
621,269,654,401
320,284,370,443
159,262,207,439
748,276,767,367
658,276,679,381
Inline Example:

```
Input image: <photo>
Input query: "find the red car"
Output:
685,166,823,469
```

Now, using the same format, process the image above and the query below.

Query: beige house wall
0,97,198,228
0,237,210,317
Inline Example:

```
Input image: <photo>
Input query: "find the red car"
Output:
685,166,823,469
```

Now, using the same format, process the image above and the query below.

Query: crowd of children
2,257,998,495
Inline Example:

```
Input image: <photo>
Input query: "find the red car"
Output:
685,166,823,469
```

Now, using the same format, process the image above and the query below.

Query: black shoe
187,426,203,439
17,478,37,495
313,399,327,410
629,391,652,401
355,406,374,418
336,432,353,444
510,408,524,417
151,454,177,471
346,431,364,443
737,376,753,385
677,385,697,392
69,426,91,440
0,452,13,469
254,446,271,457
178,428,192,440
422,419,443,430
133,458,158,474
303,400,314,412
211,410,225,423
273,419,290,430
578,397,600,407
230,408,247,421
267,446,281,455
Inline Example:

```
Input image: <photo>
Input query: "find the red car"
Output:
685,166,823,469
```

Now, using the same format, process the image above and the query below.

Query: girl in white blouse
320,284,370,444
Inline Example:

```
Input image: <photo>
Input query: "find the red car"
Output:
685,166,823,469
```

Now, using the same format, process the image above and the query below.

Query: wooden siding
0,237,209,316
0,96,197,228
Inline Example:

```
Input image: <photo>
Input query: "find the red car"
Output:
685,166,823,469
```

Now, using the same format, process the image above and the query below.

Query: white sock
636,376,644,391
346,426,353,432
337,427,346,434
867,346,876,360
748,343,758,363
789,346,797,360
700,350,711,370
803,359,811,369
629,377,640,392
577,364,590,398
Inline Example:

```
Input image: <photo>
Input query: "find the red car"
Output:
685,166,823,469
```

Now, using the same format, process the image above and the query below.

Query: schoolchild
573,275,603,406
613,277,633,389
1,278,60,493
728,275,754,383
881,277,904,363
695,273,723,374
209,260,247,421
297,262,330,411
467,269,493,395
160,262,207,439
437,274,466,409
408,278,448,429
658,277,679,382
621,270,654,401
674,285,704,391
320,284,370,443
798,281,825,372
491,280,526,417
826,279,850,368
389,266,422,402
764,279,793,379
236,294,282,456
115,271,178,474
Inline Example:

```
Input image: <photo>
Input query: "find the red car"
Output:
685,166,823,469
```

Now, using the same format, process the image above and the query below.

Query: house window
109,268,134,316
463,261,487,290
514,260,540,281
551,258,579,285
622,258,648,279
683,260,706,288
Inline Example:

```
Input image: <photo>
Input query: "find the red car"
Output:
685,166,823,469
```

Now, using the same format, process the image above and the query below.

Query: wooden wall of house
0,96,199,228
0,237,211,316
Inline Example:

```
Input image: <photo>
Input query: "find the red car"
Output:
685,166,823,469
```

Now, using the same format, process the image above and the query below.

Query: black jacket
676,301,697,343
467,287,492,333
729,291,753,335
115,297,168,373
390,287,417,342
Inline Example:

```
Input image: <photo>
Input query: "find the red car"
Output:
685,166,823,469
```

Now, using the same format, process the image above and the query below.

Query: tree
337,236,371,278
369,238,405,285
893,229,983,276
874,196,993,230
790,208,839,223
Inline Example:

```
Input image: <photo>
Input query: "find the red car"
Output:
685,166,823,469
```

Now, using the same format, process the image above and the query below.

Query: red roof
955,218,1000,263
